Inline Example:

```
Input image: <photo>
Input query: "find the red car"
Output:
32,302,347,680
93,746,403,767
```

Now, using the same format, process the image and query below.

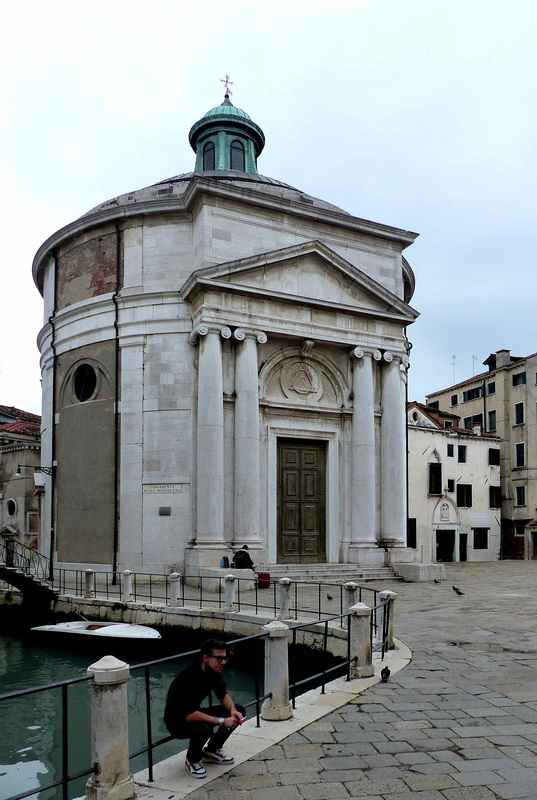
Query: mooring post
169,572,181,606
379,589,397,650
85,569,95,598
86,655,134,800
278,577,293,619
349,602,374,678
121,570,132,602
224,574,236,611
342,581,359,627
261,619,293,720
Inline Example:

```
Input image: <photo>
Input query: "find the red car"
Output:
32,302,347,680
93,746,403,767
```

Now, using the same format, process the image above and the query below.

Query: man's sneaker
202,747,234,764
185,758,206,778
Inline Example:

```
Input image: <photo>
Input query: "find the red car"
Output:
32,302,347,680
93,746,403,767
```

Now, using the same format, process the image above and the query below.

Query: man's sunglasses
209,654,228,663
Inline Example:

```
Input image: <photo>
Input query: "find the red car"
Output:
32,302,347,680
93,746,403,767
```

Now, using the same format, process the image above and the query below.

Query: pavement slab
134,561,537,799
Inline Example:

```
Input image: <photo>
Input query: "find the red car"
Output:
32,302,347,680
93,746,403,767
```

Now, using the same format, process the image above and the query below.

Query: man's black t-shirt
164,660,227,734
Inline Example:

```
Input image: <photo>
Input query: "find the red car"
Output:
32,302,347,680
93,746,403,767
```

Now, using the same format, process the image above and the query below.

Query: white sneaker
185,758,207,778
202,747,234,764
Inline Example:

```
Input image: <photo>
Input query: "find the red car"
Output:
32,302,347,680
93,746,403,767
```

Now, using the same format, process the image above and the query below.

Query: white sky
1,0,536,415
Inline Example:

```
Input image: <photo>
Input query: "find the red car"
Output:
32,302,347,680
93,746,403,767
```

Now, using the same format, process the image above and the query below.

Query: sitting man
232,544,256,571
164,638,245,779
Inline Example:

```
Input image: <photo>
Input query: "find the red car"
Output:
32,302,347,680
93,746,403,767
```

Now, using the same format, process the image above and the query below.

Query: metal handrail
0,538,50,582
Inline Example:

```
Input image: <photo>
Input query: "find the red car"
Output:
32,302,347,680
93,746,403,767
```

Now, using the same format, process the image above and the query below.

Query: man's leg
204,704,246,754
184,721,214,763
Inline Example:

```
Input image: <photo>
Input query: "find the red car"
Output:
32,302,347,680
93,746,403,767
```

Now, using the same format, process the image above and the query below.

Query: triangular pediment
181,241,418,323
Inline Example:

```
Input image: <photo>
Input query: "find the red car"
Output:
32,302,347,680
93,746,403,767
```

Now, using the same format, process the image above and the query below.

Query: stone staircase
265,563,404,583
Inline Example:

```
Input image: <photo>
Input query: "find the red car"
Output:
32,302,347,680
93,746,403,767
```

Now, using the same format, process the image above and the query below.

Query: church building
33,93,420,577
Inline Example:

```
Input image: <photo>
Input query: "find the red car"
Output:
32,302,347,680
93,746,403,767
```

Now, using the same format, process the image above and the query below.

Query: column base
86,774,134,800
350,664,375,679
261,699,293,721
347,546,386,566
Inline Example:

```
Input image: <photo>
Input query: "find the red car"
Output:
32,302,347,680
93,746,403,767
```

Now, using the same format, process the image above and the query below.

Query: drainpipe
482,377,487,432
48,250,57,582
405,337,412,550
112,223,121,582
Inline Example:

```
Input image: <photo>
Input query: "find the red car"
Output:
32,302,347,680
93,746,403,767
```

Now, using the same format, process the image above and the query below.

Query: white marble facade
34,144,419,574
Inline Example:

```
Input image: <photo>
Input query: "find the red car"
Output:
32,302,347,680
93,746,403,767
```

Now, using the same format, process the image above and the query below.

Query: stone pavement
161,561,537,800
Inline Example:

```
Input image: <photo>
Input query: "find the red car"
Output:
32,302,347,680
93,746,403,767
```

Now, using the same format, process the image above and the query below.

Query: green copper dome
189,94,265,174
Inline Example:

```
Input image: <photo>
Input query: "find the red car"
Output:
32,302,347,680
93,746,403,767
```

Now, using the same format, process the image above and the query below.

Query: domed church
33,91,419,578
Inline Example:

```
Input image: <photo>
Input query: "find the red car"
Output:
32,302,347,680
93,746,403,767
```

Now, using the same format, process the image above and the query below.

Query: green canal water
0,629,259,800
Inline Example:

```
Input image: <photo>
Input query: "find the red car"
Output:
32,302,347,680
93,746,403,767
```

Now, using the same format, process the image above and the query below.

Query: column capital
189,323,231,344
350,347,375,360
233,328,267,343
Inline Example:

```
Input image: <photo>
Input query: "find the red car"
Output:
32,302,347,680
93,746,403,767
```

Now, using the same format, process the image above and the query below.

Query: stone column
349,602,374,679
380,353,407,545
86,656,134,800
233,330,266,545
350,349,377,546
261,620,293,720
121,570,133,602
196,326,230,545
342,581,359,628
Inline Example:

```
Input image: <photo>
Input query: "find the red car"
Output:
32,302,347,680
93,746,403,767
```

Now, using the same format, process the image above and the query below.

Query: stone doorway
277,438,326,563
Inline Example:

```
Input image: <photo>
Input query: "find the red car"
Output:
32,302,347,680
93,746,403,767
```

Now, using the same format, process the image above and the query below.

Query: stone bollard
342,581,359,627
224,574,236,611
86,655,134,800
349,602,374,679
261,620,293,720
121,570,132,602
85,569,95,598
278,578,293,619
379,590,397,650
169,572,181,606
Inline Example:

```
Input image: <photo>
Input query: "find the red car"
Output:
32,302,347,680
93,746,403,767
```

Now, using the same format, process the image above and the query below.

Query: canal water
0,629,259,800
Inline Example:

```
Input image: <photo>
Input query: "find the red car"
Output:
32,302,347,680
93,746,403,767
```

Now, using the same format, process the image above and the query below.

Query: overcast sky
2,0,536,416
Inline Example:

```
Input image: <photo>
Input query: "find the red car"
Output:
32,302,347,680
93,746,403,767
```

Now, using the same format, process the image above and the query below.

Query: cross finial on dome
220,74,234,98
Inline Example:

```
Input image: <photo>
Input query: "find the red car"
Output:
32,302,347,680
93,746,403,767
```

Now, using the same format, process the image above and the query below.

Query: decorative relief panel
262,349,345,408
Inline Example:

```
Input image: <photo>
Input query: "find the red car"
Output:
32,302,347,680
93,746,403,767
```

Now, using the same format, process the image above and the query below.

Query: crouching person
164,638,245,779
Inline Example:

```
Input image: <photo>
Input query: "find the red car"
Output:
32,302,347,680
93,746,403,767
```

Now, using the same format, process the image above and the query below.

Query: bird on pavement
434,579,441,584
452,586,464,596
381,666,390,682
326,593,333,601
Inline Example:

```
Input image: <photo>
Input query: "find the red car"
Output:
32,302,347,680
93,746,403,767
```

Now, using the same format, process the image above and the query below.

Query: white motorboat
31,621,161,640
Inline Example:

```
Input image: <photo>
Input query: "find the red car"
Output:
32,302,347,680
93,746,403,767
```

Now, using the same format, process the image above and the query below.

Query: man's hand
224,709,243,729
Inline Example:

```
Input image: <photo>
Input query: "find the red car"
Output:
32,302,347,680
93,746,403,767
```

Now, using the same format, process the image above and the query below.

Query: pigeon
452,585,464,596
326,593,334,601
381,666,390,682
434,579,441,584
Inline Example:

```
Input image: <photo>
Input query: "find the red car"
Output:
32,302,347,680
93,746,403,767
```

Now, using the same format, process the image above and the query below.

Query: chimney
473,424,482,436
495,349,511,368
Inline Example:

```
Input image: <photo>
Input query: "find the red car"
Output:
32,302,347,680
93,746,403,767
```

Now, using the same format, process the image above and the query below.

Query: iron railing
0,597,392,800
0,538,50,582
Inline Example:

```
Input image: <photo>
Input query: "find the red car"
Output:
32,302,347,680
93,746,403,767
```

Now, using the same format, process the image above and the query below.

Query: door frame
267,423,339,565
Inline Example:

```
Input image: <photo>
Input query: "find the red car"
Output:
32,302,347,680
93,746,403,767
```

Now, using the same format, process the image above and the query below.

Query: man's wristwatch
218,717,225,726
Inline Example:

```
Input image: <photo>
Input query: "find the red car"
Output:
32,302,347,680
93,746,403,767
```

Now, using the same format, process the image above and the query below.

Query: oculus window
6,498,17,517
73,364,97,402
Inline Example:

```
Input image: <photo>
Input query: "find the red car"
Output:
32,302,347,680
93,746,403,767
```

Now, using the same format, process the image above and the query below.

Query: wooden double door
277,438,326,563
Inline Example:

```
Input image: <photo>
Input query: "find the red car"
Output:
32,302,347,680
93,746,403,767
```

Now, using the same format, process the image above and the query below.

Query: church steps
266,564,404,582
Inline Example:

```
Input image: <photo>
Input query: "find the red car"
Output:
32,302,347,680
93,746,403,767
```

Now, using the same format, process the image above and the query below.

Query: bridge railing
0,538,50,582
